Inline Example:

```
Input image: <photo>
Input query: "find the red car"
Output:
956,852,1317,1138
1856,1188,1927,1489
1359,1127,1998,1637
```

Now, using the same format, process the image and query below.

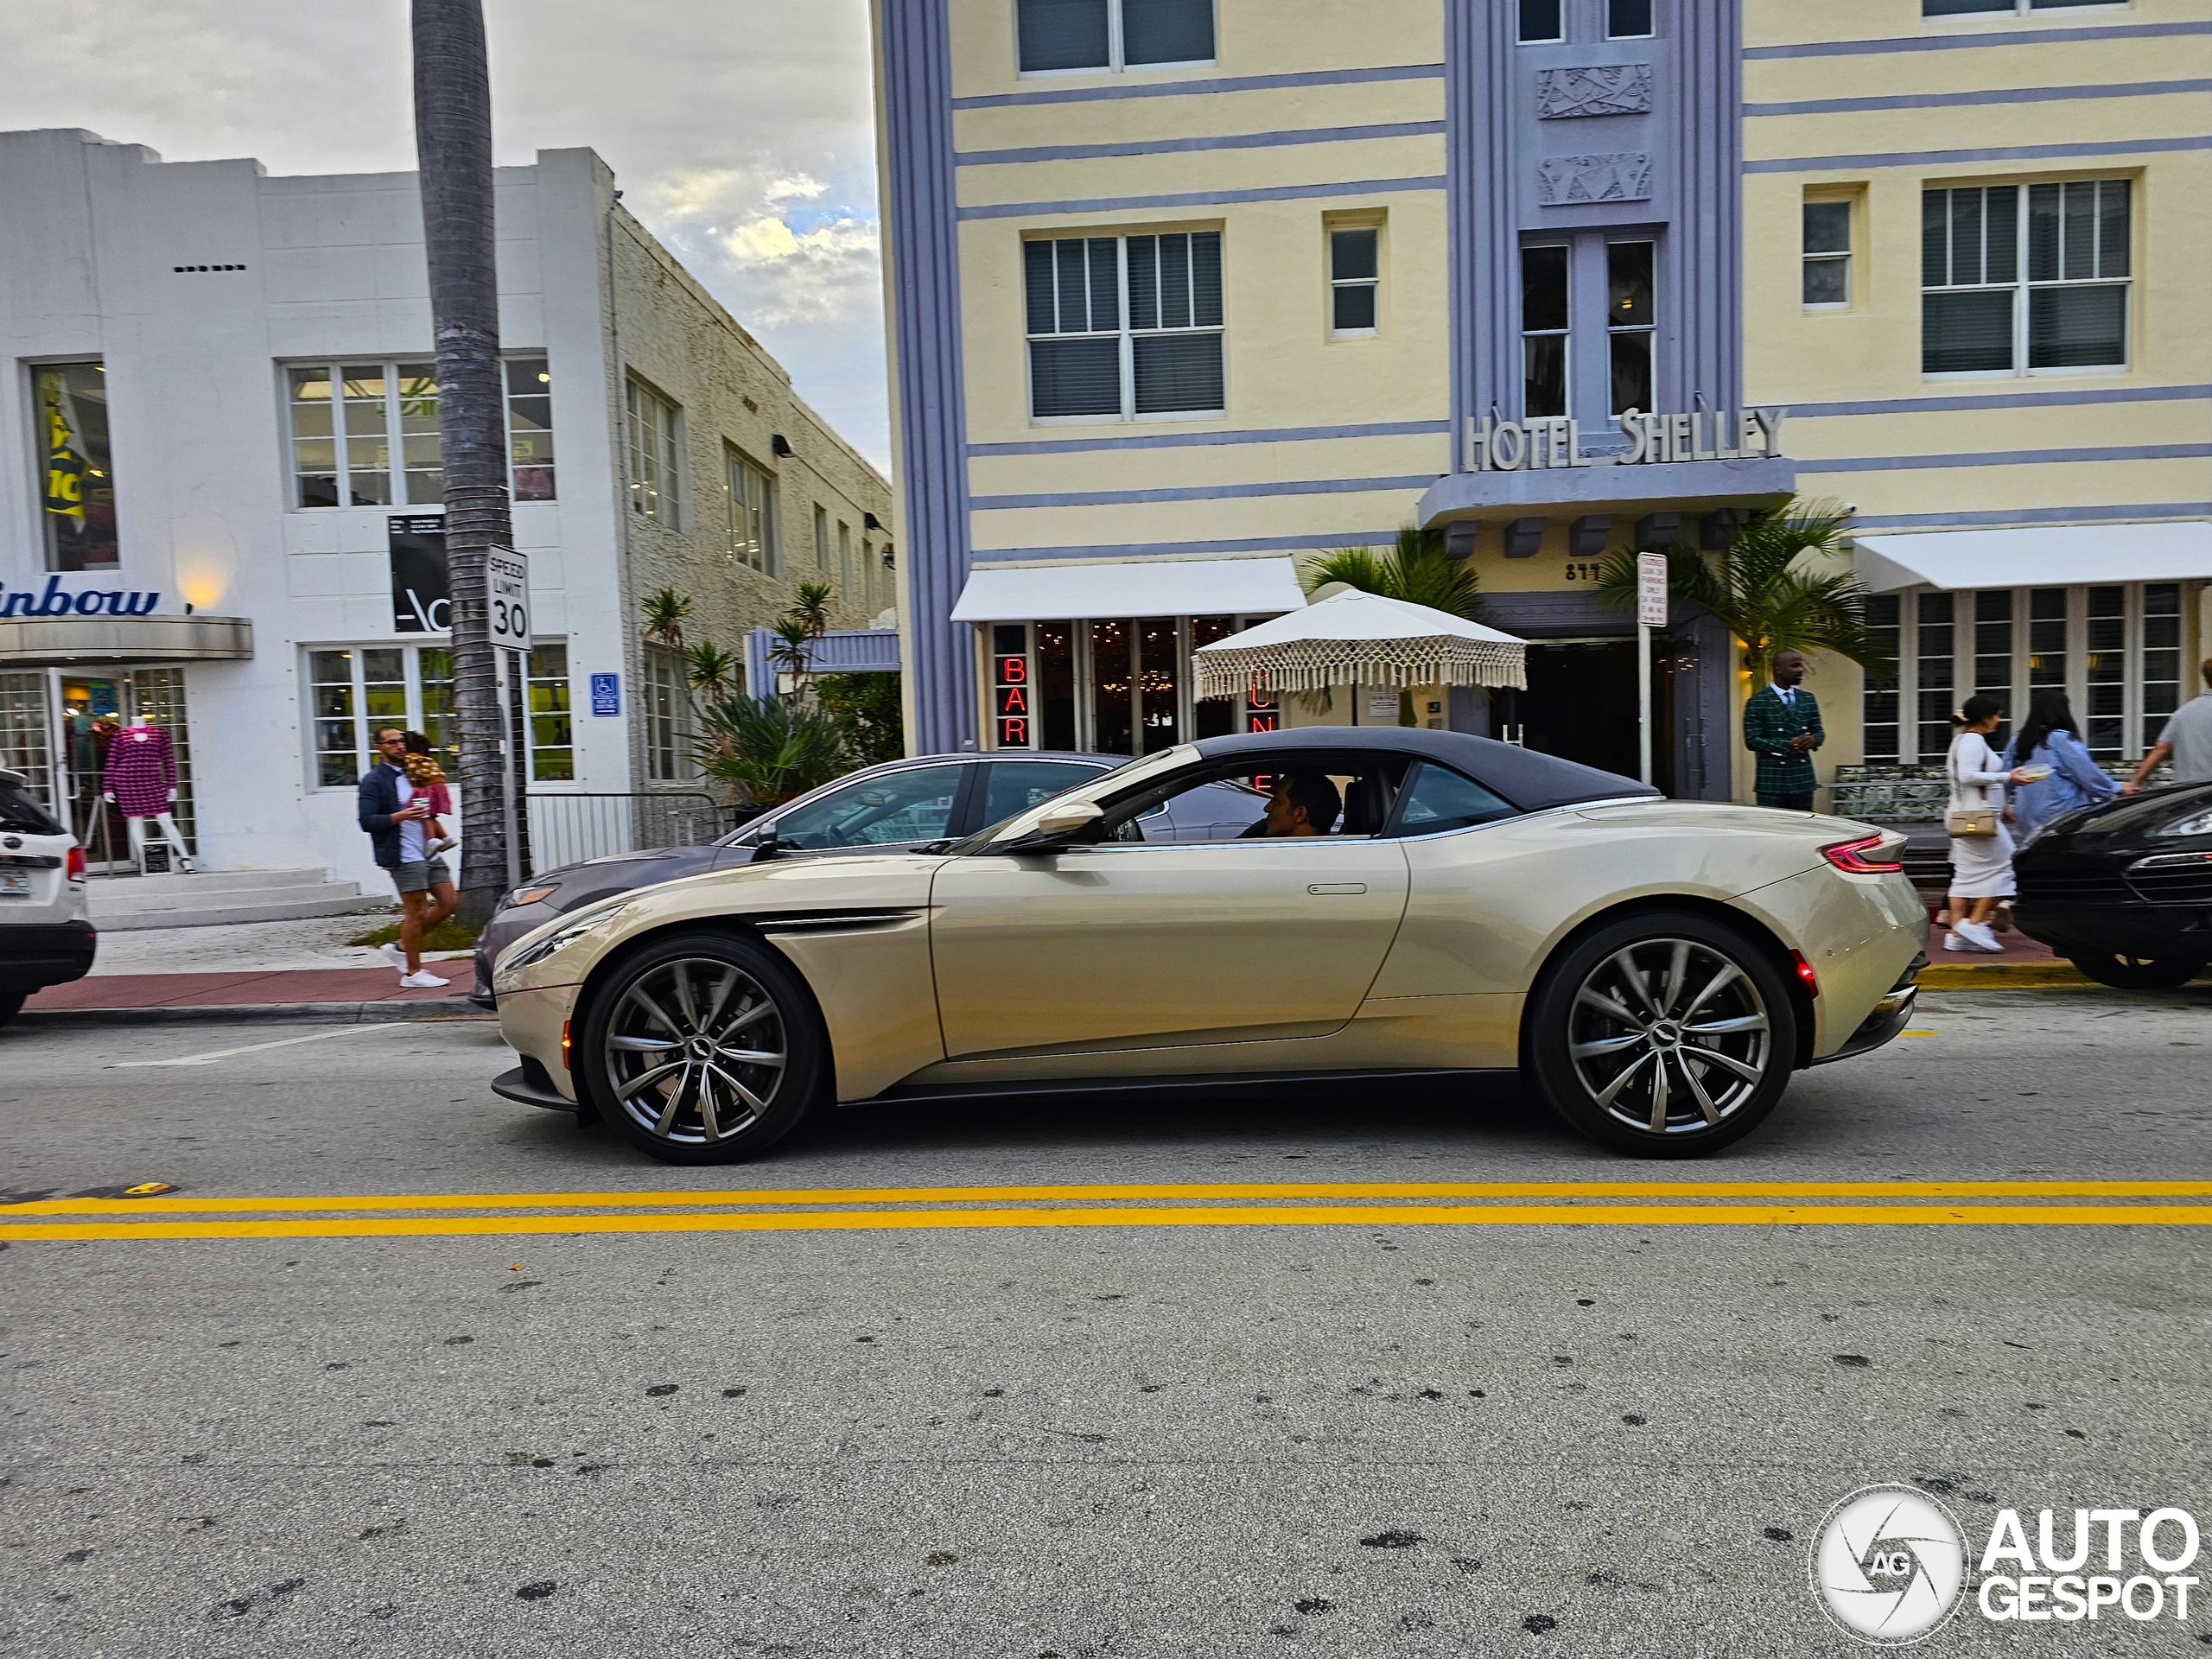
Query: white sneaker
426,836,458,857
1956,920,2005,953
1943,930,1973,952
378,942,406,969
398,969,448,989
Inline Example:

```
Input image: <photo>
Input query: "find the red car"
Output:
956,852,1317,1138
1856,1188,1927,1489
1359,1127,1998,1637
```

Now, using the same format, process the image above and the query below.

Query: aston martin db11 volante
488,728,1928,1161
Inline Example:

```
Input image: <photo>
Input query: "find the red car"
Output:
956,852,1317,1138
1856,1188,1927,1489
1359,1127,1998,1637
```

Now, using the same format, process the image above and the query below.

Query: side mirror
995,799,1104,854
749,830,783,861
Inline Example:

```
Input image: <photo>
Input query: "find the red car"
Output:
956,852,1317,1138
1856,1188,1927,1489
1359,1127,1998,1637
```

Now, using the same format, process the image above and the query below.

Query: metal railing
524,791,734,874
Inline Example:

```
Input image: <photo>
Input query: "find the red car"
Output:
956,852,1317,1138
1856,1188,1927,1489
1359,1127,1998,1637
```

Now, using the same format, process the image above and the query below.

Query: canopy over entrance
949,556,1306,623
1853,520,2212,592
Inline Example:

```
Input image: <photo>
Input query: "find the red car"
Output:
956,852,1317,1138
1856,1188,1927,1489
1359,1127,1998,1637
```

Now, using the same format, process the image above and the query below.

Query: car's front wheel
1527,912,1798,1158
2066,951,2207,990
574,931,823,1164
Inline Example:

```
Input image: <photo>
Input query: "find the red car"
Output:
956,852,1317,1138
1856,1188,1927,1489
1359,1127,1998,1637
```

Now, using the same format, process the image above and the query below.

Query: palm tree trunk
411,0,512,925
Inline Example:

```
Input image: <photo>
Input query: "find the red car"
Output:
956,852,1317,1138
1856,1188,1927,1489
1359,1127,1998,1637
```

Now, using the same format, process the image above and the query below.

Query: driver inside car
1238,772,1342,838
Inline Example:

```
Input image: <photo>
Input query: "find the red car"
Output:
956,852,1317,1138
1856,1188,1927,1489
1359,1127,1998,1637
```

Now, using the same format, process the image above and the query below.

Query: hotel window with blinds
1025,232,1225,423
1922,181,2131,376
1859,585,2190,766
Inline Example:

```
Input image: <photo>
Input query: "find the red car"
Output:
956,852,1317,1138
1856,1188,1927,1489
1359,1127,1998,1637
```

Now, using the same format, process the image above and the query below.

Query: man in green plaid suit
1743,649,1824,810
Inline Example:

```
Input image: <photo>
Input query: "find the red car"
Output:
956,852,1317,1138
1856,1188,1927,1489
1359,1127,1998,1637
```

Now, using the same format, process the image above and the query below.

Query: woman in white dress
1944,695,2037,953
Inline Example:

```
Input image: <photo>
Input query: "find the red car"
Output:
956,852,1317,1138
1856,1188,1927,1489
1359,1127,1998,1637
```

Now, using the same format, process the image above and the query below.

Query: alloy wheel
600,957,789,1146
1565,938,1774,1136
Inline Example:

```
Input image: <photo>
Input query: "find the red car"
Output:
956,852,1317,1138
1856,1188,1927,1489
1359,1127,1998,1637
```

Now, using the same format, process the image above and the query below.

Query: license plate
0,870,30,897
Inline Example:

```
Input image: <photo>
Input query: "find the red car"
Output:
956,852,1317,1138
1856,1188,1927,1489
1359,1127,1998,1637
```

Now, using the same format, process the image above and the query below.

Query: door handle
1307,882,1367,895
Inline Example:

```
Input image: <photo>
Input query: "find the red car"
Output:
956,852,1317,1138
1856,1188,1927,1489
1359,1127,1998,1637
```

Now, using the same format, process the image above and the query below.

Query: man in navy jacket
358,726,451,987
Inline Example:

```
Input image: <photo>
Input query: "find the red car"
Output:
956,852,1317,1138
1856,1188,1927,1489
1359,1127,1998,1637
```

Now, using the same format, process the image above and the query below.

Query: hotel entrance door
1495,639,1681,795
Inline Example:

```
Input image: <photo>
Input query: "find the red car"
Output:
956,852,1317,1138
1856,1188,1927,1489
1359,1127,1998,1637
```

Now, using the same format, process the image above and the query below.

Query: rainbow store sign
1463,406,1789,472
0,576,164,618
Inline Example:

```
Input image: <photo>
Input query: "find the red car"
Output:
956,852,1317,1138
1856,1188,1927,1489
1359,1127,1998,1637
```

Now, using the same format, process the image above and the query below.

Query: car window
1096,754,1408,844
771,763,967,850
1387,762,1519,837
0,779,63,836
981,760,1103,825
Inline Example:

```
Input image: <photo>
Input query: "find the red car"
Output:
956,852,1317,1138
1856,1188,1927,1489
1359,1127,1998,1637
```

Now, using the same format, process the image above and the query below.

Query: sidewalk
22,965,485,1024
1916,914,2083,988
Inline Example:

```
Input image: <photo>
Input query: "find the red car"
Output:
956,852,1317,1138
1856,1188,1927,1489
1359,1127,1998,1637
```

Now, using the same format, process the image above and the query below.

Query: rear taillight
1822,835,1904,874
66,845,86,881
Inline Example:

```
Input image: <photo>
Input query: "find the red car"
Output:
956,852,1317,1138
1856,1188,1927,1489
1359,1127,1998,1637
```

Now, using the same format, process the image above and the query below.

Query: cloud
0,0,891,467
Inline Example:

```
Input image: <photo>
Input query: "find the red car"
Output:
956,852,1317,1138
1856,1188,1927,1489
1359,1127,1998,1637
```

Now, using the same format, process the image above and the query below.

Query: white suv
0,766,94,1027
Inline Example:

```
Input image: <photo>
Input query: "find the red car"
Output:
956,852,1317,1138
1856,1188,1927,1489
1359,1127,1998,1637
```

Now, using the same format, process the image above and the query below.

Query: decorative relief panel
1535,64,1653,119
1535,152,1653,205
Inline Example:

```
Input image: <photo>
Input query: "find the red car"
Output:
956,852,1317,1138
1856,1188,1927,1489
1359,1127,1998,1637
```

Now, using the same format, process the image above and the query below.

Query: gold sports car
490,728,1927,1162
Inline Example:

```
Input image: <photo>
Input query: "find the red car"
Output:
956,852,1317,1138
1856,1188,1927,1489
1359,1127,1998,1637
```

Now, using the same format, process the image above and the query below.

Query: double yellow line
4,1180,2209,1241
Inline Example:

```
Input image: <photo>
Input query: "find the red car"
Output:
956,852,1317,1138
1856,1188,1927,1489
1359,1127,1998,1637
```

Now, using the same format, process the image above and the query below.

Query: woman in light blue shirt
2002,689,2118,844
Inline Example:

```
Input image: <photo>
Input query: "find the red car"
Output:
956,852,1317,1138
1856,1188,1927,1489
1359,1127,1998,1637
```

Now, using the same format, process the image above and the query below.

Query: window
725,451,776,573
1916,590,1955,761
2141,584,2183,753
982,759,1102,823
505,358,555,501
626,378,679,525
1803,200,1853,309
287,362,441,508
1608,0,1655,36
526,642,575,783
772,763,966,850
1329,226,1380,337
1016,0,1214,74
838,520,854,597
1922,181,2130,375
1522,246,1569,418
1388,762,1519,836
304,644,462,787
35,362,118,571
861,539,878,613
1923,0,2116,15
1606,241,1655,416
813,503,830,571
1518,0,1564,41
1026,232,1224,421
644,649,690,782
1860,595,1901,763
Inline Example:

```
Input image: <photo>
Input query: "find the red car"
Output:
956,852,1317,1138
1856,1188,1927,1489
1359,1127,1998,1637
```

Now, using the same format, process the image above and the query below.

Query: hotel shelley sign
1464,407,1789,473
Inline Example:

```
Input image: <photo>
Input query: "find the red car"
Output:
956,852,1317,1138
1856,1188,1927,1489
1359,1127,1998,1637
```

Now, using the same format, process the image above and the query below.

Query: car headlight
2153,808,2212,839
496,901,632,976
505,882,562,907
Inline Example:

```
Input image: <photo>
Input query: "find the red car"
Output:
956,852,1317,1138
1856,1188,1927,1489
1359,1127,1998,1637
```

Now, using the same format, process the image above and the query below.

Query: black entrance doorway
1493,639,1683,793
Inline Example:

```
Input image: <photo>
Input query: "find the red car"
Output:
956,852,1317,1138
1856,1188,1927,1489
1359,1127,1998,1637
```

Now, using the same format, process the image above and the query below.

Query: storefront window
1038,622,1077,750
1915,591,1955,762
0,672,55,806
2085,586,2126,756
1191,616,1240,738
1090,620,1134,754
1859,596,1900,763
2142,585,2183,752
1139,617,1179,753
36,362,119,571
528,644,575,782
307,643,499,787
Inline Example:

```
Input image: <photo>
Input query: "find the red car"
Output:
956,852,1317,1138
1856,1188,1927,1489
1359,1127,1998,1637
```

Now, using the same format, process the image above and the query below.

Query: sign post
1636,551,1668,788
486,547,532,888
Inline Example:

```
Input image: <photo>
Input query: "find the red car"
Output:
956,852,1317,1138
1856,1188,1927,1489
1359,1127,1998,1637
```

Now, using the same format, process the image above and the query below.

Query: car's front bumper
2017,900,2212,963
495,983,580,1104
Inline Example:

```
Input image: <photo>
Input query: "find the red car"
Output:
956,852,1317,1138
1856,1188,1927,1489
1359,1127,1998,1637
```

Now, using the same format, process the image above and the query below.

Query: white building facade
0,131,890,891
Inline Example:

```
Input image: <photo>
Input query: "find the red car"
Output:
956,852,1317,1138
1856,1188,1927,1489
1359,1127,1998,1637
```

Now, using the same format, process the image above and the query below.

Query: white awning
1853,521,2212,593
949,556,1307,623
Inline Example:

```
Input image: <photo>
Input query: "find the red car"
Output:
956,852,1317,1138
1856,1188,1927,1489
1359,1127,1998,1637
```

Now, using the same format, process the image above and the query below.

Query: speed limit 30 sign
487,546,531,651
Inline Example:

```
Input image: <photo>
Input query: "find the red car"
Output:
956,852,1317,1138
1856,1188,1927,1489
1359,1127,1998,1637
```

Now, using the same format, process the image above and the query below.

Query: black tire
2065,952,2207,991
0,990,23,1029
573,931,823,1165
1526,910,1799,1159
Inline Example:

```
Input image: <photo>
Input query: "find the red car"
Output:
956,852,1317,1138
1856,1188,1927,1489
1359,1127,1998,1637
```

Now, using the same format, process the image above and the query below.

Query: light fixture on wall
771,434,794,459
862,512,884,531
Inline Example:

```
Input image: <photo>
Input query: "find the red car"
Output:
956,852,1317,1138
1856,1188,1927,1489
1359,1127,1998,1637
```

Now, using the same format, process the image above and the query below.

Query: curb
15,1001,495,1027
1919,964,2212,990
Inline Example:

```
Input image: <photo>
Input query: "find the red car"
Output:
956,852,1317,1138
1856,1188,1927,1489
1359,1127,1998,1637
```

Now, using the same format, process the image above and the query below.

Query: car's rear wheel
575,931,823,1165
1528,912,1798,1158
2065,952,2207,990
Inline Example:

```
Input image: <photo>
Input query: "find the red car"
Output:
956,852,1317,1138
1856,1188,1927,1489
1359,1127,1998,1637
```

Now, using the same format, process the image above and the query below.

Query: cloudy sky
4,1,892,467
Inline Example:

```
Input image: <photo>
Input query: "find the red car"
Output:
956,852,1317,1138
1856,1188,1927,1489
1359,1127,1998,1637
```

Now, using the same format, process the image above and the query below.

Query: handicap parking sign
590,672,620,716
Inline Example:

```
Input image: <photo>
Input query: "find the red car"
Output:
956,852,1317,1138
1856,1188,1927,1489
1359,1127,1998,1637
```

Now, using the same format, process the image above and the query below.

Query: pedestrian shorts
391,856,454,895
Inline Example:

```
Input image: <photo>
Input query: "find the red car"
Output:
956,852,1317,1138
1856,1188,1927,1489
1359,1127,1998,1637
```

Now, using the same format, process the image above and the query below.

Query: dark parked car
470,751,1265,1006
2014,779,2212,988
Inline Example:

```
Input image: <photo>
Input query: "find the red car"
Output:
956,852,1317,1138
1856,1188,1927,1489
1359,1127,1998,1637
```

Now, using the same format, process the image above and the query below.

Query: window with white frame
1802,199,1853,309
1923,0,2119,15
724,450,776,573
643,648,692,782
1522,245,1569,418
1608,0,1654,36
1329,224,1380,337
1518,0,1564,41
1027,232,1224,422
1606,241,1656,416
289,359,550,509
626,378,680,525
1922,181,2131,376
1859,584,2189,766
305,644,459,787
1015,0,1214,74
524,642,575,782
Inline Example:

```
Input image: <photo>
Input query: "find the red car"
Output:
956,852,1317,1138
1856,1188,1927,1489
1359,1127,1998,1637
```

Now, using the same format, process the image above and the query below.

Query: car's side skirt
850,1066,1516,1109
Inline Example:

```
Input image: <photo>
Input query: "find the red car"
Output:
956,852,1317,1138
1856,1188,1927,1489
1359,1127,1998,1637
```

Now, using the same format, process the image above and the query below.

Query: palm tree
1303,524,1488,623
411,0,511,925
766,617,815,689
683,639,738,702
1593,498,1885,683
789,581,835,650
641,587,693,652
693,693,848,808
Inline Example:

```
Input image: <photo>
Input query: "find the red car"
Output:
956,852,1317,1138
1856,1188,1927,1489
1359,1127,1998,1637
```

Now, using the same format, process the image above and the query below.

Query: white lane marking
113,1027,385,1068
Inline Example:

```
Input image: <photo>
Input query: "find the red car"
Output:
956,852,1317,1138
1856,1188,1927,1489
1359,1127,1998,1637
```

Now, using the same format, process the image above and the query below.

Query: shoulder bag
1944,739,1999,837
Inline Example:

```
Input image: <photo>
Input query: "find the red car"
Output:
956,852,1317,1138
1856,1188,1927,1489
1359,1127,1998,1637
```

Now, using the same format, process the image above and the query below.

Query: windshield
0,779,64,836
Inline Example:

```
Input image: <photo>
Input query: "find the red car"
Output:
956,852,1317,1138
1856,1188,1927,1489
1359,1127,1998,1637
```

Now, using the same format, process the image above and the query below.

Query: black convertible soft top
1189,726,1659,813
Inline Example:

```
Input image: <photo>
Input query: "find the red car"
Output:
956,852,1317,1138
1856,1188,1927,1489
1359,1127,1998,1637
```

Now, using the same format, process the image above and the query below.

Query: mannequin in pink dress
103,721,195,873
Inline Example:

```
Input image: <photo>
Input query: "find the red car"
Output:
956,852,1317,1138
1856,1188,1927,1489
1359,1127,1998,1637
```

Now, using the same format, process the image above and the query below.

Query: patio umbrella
1191,588,1529,699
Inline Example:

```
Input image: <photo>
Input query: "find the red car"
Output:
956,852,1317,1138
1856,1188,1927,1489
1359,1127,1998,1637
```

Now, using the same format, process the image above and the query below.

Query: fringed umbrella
1192,588,1529,699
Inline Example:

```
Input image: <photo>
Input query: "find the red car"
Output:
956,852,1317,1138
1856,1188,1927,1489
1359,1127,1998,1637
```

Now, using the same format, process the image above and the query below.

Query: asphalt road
3,987,2209,1657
